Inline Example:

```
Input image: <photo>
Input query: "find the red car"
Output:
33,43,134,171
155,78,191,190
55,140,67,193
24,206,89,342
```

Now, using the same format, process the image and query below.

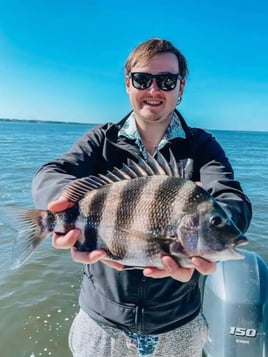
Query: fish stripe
144,177,182,257
149,177,181,228
80,187,110,250
111,177,151,259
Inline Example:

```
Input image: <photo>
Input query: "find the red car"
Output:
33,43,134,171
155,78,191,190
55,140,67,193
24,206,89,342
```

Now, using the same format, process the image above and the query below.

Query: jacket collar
106,109,192,144
118,111,186,141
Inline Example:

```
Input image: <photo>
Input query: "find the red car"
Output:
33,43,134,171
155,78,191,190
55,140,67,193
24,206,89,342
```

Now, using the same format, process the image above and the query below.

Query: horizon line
0,117,267,133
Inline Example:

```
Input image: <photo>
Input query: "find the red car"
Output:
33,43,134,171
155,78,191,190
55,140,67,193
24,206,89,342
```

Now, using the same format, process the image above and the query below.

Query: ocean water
0,120,268,357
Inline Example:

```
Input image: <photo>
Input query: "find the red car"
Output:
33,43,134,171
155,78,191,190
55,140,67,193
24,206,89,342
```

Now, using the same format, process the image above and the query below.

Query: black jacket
32,111,252,334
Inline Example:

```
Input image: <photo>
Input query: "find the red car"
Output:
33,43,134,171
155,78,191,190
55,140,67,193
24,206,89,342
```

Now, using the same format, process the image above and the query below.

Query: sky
0,0,267,131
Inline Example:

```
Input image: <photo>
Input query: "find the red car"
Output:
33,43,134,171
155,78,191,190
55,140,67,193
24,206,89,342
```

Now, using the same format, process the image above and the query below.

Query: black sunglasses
129,72,182,91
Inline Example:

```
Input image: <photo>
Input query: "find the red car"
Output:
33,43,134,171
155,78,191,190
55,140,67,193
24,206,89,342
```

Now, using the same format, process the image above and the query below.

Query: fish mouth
232,235,248,247
169,235,249,262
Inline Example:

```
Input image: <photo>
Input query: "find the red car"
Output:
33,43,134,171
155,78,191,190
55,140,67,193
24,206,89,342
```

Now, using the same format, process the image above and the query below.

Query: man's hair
124,38,189,78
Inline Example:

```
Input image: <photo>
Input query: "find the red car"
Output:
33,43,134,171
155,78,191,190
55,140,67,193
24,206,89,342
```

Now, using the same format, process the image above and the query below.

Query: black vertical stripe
110,177,151,259
148,177,181,229
54,205,80,234
144,177,182,257
81,187,110,251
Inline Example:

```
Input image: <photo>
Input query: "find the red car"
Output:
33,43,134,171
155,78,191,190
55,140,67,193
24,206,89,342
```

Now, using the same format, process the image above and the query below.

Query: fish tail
0,205,52,268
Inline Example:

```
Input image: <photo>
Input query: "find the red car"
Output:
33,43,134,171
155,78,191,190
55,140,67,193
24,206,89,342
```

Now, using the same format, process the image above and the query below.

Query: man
32,38,252,356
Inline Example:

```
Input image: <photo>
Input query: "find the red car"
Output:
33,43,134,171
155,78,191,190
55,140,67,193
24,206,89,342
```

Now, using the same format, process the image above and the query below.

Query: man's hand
143,256,216,282
48,197,107,264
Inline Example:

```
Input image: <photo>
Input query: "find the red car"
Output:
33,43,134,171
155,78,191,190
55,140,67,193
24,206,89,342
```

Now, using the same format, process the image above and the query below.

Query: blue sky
0,0,267,131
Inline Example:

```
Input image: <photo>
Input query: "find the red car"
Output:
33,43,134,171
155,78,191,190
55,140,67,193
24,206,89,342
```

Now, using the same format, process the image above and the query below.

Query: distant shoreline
0,118,93,126
0,118,267,133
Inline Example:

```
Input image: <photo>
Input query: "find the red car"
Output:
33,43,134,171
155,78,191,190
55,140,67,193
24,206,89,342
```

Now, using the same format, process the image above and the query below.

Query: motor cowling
202,249,268,357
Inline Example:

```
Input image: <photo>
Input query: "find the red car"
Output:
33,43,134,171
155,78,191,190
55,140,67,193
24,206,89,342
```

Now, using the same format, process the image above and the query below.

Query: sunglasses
129,72,182,91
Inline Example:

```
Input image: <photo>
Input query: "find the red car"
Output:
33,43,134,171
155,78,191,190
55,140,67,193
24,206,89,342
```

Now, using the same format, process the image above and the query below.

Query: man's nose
148,78,161,91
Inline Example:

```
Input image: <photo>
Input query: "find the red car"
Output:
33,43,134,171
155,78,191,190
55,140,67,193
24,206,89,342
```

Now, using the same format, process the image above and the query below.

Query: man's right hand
48,197,125,268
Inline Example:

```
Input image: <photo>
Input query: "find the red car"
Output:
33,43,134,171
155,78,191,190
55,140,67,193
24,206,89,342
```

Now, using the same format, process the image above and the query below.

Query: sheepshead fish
0,152,248,269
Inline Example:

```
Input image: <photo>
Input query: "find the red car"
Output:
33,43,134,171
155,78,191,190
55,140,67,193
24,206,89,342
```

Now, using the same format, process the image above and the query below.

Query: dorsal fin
62,150,179,203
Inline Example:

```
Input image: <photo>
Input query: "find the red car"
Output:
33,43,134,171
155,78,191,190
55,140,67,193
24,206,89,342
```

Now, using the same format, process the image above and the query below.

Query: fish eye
210,215,224,227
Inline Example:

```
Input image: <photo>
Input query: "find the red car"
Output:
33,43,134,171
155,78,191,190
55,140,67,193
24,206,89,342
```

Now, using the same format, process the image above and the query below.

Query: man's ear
178,78,186,96
125,76,131,94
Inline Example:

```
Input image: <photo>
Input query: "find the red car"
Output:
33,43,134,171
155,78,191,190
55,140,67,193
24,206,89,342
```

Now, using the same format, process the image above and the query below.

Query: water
0,121,268,356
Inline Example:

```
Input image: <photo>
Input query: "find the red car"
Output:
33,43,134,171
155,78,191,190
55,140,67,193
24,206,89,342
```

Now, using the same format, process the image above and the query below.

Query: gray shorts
68,309,208,357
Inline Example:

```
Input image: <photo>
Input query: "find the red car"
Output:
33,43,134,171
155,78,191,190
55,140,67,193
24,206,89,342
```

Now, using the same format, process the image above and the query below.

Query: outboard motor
202,249,268,357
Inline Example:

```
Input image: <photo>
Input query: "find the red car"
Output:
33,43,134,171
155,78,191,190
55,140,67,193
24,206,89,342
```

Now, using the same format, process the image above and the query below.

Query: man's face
125,52,185,125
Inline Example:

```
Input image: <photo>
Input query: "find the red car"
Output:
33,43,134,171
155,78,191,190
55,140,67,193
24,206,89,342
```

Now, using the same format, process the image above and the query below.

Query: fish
0,151,248,269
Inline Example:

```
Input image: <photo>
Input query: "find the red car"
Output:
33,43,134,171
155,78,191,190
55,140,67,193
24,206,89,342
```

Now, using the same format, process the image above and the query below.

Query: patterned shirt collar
118,111,186,158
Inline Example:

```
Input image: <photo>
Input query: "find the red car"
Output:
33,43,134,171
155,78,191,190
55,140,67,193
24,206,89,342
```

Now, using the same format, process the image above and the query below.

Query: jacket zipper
136,276,146,332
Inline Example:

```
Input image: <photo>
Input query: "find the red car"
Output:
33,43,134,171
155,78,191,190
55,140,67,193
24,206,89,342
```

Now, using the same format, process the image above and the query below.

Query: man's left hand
142,256,216,282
